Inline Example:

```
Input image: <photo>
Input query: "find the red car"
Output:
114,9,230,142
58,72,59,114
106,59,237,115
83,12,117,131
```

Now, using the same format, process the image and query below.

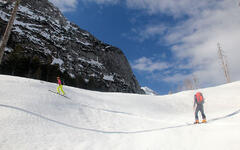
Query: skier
57,76,65,95
193,92,206,124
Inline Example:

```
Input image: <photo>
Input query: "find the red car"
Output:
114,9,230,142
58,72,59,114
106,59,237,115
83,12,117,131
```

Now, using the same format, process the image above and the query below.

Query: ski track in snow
49,89,136,116
0,104,240,134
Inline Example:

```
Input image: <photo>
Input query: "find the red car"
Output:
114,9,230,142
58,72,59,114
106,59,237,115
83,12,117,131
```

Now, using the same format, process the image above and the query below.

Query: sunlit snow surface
0,75,240,150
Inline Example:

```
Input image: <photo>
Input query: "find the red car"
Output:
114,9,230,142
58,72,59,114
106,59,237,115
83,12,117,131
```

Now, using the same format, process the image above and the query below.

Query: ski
48,90,71,100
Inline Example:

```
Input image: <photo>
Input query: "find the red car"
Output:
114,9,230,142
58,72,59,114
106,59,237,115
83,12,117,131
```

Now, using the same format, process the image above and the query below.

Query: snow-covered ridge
141,86,158,95
0,75,240,150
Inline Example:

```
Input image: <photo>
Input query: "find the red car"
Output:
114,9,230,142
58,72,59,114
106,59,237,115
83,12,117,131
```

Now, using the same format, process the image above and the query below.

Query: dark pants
195,104,206,120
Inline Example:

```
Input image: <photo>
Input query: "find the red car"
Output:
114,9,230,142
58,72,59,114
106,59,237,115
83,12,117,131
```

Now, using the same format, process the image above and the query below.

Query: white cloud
163,73,191,83
49,0,78,12
132,57,170,72
49,0,119,12
131,0,240,88
132,24,167,42
167,1,240,85
125,0,215,17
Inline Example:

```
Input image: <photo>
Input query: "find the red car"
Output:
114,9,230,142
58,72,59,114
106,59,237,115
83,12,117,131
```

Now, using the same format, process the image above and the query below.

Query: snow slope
0,75,240,150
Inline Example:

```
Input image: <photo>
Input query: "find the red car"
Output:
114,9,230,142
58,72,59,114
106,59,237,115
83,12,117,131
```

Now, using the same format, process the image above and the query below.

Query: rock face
0,0,144,94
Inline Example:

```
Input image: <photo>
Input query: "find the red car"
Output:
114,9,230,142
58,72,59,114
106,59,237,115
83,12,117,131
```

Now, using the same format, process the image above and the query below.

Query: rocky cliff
0,0,144,94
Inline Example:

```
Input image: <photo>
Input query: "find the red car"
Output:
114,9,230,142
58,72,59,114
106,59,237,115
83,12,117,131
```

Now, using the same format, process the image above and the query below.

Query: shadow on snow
0,104,239,134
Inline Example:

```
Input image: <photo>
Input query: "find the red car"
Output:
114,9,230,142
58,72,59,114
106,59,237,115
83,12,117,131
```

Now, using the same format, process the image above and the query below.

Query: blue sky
49,0,240,95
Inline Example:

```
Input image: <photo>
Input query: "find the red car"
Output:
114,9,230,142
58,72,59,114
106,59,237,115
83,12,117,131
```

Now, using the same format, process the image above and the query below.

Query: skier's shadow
0,104,239,134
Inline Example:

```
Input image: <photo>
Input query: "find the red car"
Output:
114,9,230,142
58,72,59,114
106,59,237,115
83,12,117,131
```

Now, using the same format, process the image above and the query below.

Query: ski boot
202,119,207,123
194,120,199,124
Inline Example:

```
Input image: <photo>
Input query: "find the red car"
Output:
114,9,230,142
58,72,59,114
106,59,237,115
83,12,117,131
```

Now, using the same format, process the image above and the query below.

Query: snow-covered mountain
0,0,144,94
0,75,240,150
141,86,158,95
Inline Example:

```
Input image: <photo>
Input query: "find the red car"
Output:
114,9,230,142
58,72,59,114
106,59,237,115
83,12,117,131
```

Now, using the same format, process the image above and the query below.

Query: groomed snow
0,75,240,150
